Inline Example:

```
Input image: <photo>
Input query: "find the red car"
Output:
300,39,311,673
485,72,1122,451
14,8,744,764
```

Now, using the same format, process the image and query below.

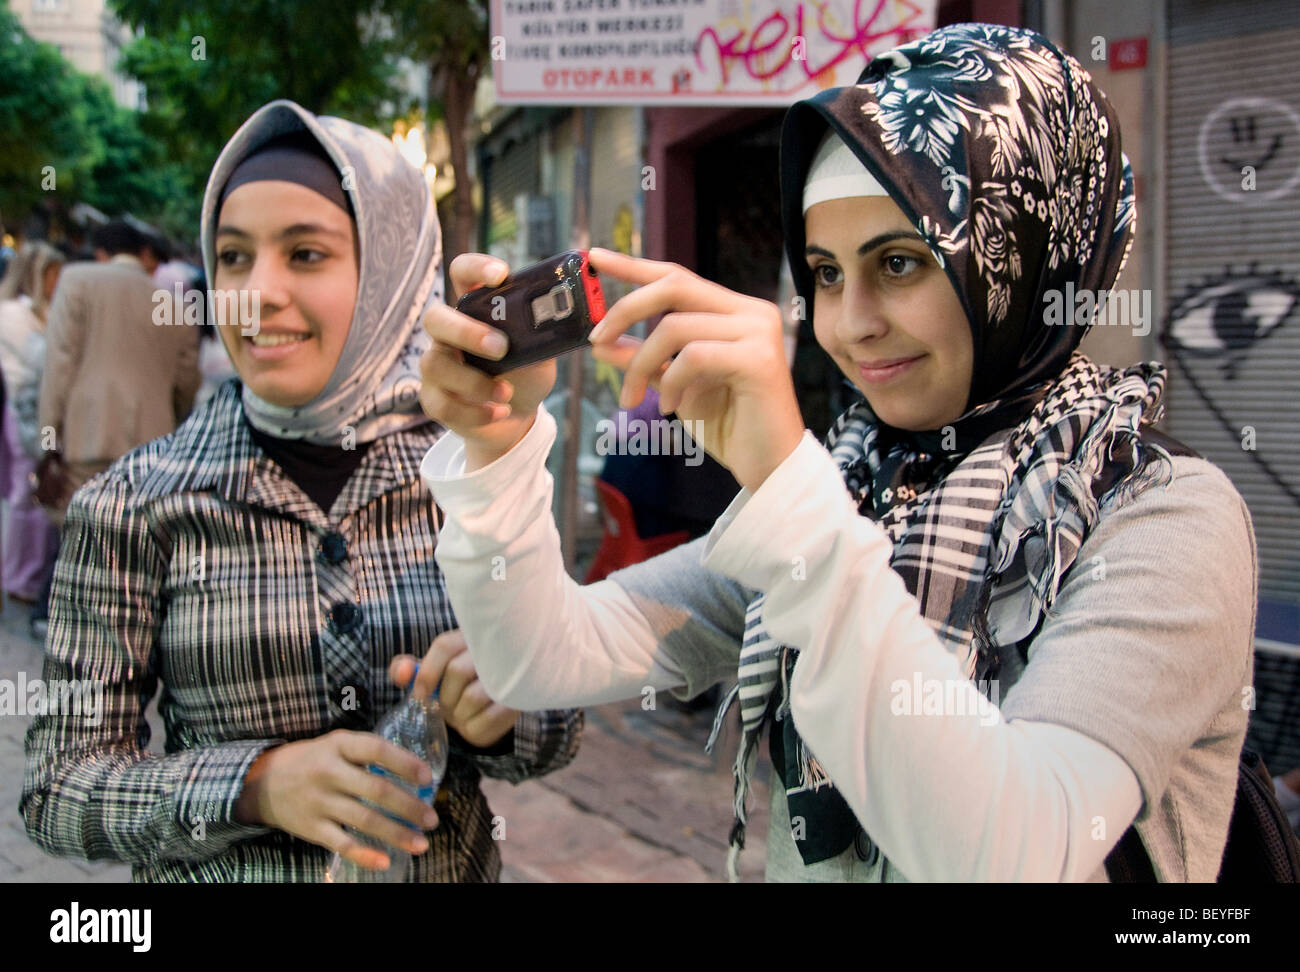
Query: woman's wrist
464,410,538,473
234,747,276,826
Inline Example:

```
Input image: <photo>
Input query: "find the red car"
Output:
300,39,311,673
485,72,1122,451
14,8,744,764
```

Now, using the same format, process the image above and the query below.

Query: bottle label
368,764,437,813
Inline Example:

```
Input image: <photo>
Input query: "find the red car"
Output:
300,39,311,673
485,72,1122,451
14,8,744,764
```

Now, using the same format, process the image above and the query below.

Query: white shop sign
491,0,937,104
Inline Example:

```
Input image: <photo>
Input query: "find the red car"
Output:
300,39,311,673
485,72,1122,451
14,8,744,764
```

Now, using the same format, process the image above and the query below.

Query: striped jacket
21,378,582,881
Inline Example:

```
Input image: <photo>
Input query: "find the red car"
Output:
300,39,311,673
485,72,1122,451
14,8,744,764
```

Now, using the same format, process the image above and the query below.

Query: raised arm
424,403,746,710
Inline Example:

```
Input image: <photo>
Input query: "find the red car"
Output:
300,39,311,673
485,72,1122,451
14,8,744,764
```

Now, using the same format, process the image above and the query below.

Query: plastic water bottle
325,673,449,883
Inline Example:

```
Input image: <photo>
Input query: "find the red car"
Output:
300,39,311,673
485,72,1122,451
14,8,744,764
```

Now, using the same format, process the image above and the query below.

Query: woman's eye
883,254,922,277
292,248,325,265
217,250,247,268
811,264,842,288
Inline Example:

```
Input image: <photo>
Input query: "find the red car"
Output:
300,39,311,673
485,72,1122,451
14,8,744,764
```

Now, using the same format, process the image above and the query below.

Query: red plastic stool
584,479,690,583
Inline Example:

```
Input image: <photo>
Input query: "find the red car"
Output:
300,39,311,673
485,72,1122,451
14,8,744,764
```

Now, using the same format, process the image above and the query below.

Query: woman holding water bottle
22,99,581,882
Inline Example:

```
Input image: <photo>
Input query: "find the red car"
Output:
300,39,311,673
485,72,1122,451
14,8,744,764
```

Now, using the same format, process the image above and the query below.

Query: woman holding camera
417,24,1255,882
22,99,581,882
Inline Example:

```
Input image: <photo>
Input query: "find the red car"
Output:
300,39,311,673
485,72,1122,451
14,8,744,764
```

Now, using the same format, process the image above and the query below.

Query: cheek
309,273,359,352
811,305,842,358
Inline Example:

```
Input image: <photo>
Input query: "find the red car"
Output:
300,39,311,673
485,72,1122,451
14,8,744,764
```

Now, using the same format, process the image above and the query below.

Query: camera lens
552,286,573,319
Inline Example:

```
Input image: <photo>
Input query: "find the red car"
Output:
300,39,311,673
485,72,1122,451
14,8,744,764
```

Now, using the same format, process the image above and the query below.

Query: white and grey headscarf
200,99,443,444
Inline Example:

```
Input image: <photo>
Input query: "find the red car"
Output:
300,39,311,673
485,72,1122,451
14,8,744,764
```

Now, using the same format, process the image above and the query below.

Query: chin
857,393,942,432
240,374,323,408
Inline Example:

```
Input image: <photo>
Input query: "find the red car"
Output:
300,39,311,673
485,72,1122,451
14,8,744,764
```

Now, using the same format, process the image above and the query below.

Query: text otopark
543,67,655,89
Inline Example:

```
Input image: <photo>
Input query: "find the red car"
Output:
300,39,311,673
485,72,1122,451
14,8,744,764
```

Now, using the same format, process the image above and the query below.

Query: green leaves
0,5,179,235
107,0,407,236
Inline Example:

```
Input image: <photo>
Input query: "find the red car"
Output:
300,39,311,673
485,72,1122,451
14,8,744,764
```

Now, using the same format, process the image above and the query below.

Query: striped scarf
705,352,1172,879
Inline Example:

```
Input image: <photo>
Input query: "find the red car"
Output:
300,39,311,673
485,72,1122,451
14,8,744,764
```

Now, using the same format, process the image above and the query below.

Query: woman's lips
857,354,924,384
244,332,310,361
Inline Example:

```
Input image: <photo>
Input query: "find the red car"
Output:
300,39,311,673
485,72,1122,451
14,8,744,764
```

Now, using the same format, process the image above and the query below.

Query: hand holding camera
583,247,806,493
421,246,804,491
419,252,564,471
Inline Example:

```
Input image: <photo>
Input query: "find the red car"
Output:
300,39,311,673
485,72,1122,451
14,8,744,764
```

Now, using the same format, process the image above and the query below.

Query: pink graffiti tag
696,0,928,88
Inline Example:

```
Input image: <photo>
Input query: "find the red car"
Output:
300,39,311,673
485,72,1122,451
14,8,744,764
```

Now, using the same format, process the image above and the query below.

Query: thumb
388,654,418,690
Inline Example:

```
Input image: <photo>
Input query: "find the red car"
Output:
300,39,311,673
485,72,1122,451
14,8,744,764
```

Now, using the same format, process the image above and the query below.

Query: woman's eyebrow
805,231,927,260
276,222,349,241
214,223,347,240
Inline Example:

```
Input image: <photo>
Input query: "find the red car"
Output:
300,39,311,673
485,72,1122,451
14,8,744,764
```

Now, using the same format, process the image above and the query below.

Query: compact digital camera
459,249,606,377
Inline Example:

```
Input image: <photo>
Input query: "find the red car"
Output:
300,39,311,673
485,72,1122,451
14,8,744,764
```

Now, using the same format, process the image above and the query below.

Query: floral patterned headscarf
779,22,1137,411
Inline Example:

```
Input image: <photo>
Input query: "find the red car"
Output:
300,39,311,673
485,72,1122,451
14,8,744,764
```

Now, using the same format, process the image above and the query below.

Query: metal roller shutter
485,130,540,250
1163,0,1300,770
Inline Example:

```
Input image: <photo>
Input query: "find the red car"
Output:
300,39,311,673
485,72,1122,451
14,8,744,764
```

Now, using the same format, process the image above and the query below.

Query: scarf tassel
1024,398,1176,616
706,680,757,882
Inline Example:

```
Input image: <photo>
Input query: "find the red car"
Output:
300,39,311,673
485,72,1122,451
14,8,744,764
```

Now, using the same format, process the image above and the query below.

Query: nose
833,275,889,347
242,251,291,319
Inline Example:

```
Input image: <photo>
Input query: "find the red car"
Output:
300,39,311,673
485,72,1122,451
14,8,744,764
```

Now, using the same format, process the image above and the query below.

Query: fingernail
411,836,429,852
482,332,508,357
492,380,512,402
424,811,439,828
487,260,508,282
588,322,605,342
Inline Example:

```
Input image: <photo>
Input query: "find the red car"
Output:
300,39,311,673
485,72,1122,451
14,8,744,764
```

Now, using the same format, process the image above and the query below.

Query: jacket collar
133,378,442,528
109,253,147,274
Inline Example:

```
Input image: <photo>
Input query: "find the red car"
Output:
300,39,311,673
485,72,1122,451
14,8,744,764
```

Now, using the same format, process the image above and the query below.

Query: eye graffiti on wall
1162,265,1299,380
1160,265,1300,507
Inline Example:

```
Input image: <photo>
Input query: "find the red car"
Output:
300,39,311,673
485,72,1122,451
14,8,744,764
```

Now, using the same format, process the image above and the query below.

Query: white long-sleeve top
421,403,1255,882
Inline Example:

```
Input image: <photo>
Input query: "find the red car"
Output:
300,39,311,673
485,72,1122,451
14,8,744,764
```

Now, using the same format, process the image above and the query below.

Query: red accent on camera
576,249,606,324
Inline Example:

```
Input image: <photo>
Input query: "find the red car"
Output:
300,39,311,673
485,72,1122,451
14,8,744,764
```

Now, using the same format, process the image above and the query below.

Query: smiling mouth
857,354,923,369
855,354,924,384
247,333,310,347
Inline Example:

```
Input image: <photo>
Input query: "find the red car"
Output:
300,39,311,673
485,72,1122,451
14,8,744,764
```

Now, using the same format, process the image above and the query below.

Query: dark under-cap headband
218,128,353,218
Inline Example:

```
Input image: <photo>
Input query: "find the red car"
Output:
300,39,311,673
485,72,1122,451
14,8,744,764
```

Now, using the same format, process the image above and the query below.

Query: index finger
421,303,510,361
587,248,743,342
448,252,510,301
587,247,681,287
413,630,466,702
339,732,433,787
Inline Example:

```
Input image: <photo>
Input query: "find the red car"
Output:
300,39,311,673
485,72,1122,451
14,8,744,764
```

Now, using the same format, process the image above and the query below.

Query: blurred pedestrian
36,220,200,526
22,100,581,882
146,234,196,301
0,241,63,607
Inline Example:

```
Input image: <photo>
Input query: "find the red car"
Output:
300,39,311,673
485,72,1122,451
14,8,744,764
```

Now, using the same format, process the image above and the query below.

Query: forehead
804,194,914,243
217,179,353,234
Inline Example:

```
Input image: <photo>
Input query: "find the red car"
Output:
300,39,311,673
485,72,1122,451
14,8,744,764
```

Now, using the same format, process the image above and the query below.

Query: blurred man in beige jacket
38,221,199,524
